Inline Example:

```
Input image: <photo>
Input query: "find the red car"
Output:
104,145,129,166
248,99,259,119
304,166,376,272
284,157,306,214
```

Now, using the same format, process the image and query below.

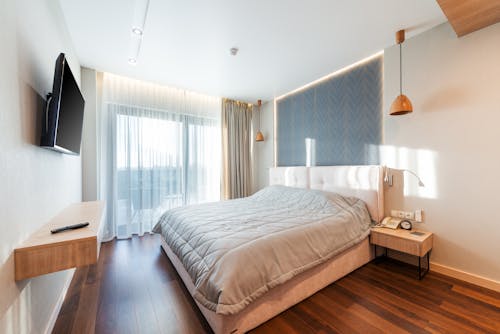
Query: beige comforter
153,185,371,315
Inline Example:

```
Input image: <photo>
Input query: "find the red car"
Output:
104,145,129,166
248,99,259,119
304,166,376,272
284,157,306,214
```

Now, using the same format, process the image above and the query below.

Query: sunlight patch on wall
379,145,438,199
305,138,316,167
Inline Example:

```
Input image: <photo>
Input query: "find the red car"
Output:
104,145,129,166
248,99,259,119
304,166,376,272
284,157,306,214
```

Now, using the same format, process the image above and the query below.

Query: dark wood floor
53,234,500,334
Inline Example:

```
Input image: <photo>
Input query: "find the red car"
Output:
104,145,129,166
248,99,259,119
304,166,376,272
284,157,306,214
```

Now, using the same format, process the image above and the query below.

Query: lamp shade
255,131,264,142
390,94,413,115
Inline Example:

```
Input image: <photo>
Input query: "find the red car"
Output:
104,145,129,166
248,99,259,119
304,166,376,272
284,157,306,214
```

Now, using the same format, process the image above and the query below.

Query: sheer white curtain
99,73,221,240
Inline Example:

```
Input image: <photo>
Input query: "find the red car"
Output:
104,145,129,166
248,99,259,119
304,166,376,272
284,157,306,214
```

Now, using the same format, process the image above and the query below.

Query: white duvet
153,185,371,315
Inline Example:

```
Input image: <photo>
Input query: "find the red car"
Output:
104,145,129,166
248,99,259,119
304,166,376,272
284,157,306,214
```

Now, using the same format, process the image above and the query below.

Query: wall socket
391,209,423,222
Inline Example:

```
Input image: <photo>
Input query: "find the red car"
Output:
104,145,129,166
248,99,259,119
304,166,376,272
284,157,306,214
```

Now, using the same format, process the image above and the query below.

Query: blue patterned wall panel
277,55,383,166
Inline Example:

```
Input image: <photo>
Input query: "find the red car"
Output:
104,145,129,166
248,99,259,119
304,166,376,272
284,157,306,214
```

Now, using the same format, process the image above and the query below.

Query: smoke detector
229,47,239,56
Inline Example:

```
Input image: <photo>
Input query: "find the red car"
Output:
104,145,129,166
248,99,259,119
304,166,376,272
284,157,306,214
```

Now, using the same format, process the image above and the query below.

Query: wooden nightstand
370,227,433,280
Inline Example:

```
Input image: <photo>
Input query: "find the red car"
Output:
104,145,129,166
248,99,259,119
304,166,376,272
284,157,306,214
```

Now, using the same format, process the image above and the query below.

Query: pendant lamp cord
399,43,402,96
259,104,261,130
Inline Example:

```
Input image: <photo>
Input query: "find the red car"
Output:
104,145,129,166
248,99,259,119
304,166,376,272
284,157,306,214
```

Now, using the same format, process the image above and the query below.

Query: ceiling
59,0,446,102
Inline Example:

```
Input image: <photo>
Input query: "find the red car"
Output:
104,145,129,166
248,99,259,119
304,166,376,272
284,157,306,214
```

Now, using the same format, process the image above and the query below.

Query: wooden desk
14,201,105,281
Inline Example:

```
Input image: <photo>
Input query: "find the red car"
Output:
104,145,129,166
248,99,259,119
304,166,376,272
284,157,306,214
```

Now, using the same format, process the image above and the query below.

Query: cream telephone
378,217,412,230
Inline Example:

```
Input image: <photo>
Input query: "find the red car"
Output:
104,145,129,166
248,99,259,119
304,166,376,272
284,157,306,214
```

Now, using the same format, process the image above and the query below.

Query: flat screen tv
40,53,85,155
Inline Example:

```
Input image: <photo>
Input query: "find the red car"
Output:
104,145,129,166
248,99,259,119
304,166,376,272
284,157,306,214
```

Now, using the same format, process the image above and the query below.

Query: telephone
378,217,413,230
377,217,412,230
379,217,403,229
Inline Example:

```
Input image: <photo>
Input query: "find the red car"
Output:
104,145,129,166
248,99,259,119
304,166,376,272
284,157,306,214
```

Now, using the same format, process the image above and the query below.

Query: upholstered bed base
160,236,373,334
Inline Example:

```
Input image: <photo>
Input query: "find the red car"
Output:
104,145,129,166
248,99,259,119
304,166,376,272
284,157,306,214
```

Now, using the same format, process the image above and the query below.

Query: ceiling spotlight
131,27,143,35
128,57,137,65
229,47,239,56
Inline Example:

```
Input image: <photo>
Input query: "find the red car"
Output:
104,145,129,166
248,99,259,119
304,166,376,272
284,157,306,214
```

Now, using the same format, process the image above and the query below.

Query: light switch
415,209,423,222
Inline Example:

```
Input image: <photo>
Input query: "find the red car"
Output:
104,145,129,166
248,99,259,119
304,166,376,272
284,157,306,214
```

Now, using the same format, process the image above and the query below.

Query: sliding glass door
112,106,220,238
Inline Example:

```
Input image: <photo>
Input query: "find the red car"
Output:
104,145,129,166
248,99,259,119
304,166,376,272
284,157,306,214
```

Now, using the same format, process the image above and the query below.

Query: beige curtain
221,98,253,199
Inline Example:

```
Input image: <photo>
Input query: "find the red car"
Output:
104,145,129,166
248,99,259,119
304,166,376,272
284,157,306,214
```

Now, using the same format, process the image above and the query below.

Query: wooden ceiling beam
437,0,500,37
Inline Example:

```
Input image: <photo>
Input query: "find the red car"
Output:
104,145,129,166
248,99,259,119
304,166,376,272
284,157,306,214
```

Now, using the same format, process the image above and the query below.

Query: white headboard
269,166,385,223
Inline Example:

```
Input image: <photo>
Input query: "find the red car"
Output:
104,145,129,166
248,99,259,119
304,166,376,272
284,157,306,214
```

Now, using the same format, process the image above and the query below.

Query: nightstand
370,227,433,280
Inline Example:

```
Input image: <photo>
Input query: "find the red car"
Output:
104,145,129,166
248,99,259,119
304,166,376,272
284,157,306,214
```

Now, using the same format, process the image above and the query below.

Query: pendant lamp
255,99,264,142
390,30,413,116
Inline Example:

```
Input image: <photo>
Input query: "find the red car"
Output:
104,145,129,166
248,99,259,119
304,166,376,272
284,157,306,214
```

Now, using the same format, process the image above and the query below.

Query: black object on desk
51,222,90,234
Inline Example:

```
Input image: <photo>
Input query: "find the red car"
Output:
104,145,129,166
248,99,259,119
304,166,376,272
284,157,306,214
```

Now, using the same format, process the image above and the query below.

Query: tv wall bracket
44,92,53,132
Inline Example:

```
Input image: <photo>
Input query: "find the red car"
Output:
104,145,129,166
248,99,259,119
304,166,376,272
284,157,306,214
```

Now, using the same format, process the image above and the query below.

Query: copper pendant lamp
390,30,413,116
255,99,264,141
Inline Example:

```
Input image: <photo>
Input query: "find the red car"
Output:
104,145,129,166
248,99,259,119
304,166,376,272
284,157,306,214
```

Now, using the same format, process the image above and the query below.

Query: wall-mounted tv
40,53,85,155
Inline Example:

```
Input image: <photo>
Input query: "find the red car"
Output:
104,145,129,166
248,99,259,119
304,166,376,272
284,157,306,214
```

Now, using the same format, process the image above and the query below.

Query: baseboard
430,262,500,292
44,268,76,334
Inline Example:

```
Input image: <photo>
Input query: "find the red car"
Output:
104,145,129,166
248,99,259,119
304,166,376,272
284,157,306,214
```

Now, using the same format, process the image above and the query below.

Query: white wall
81,68,98,201
254,22,500,283
383,22,500,282
254,101,275,191
0,1,81,333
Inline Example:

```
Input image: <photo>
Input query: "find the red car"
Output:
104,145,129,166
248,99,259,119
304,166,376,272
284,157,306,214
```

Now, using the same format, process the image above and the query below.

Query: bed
154,165,384,333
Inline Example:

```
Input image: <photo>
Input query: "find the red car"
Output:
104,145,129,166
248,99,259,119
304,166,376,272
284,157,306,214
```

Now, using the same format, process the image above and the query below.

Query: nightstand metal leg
419,256,421,279
418,252,430,280
373,244,384,259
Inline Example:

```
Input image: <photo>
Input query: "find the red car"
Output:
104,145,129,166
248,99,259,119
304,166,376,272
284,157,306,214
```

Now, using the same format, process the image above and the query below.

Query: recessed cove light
131,27,143,35
128,57,137,65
